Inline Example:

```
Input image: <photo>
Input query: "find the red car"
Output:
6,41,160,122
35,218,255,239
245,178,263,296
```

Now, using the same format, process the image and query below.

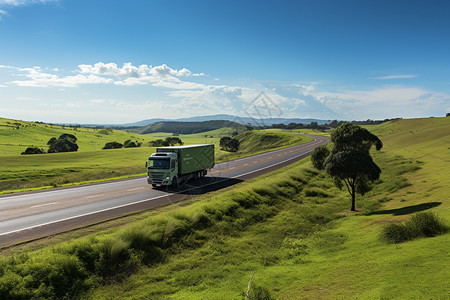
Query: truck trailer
146,144,215,188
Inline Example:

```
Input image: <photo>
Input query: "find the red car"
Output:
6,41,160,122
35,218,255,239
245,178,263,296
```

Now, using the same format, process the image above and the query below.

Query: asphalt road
0,134,328,247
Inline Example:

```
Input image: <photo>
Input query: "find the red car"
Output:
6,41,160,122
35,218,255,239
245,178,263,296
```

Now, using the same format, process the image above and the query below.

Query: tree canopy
330,122,382,153
48,134,79,153
220,137,240,152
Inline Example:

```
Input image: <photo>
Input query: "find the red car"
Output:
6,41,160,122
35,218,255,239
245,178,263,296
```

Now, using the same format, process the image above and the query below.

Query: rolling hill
125,120,247,134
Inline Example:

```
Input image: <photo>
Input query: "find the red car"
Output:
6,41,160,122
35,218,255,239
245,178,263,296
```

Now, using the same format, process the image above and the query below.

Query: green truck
146,144,215,188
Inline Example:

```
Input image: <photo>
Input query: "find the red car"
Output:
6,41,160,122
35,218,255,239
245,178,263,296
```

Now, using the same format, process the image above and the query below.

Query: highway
0,134,328,247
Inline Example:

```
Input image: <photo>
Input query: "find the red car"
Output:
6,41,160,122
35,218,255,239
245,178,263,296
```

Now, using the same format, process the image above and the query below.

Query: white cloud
78,62,204,79
371,74,417,80
17,96,39,101
0,0,58,7
11,67,113,87
309,86,448,119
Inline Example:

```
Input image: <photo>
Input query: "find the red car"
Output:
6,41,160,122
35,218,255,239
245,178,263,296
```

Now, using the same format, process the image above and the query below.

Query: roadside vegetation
0,117,448,299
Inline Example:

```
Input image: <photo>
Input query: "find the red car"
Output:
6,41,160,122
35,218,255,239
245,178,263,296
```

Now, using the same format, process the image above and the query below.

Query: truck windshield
148,158,170,169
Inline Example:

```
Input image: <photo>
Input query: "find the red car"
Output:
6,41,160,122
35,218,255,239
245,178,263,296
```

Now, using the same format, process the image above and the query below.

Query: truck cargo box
156,144,214,175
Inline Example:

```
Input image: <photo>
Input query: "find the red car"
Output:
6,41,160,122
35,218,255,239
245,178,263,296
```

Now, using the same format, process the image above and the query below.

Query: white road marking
30,202,58,209
127,187,145,192
84,194,105,199
244,163,249,166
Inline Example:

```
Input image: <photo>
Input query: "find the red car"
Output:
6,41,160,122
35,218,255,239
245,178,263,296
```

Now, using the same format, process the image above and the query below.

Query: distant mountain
121,114,330,127
126,120,246,135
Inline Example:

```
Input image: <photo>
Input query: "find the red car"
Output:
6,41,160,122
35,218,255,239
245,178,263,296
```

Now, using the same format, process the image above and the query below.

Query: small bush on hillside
382,211,448,243
124,140,141,148
21,146,45,155
103,141,123,149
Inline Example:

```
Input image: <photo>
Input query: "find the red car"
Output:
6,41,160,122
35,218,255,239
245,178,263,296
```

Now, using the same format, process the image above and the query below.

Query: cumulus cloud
8,62,206,88
78,62,204,79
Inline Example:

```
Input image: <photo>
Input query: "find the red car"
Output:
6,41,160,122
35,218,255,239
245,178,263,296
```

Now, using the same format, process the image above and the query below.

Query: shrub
21,146,45,155
124,140,141,148
311,145,330,170
382,211,448,243
103,141,123,149
247,284,273,300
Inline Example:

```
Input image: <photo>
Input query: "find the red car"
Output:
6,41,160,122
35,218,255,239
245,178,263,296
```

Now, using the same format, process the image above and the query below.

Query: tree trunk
351,191,356,211
351,180,356,211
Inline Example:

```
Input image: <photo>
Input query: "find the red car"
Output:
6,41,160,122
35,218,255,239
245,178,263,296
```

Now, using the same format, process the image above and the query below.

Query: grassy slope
280,117,450,299
0,117,448,299
0,118,309,193
0,117,151,156
91,117,449,299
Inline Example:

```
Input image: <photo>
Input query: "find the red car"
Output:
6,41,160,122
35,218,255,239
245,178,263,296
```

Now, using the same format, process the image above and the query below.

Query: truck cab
147,152,178,187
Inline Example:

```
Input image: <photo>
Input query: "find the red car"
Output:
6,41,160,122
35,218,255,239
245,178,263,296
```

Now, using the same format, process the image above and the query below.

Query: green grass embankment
1,117,448,299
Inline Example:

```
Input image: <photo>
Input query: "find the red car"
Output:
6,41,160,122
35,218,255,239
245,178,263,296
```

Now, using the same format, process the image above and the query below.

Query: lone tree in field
325,122,382,211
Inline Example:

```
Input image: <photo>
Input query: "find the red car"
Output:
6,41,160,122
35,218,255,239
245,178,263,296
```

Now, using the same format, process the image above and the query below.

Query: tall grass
381,212,448,243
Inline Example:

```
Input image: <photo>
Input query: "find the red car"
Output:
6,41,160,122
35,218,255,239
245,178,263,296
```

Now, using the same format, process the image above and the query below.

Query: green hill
126,120,246,134
0,117,152,156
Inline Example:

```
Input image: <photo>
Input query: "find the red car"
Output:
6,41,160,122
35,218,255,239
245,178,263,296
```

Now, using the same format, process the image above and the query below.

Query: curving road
0,134,328,247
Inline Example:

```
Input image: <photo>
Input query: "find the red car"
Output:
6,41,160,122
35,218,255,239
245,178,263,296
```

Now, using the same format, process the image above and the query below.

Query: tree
220,136,240,152
165,137,183,146
47,137,57,146
103,141,123,149
330,122,382,153
21,147,45,155
325,123,382,211
311,145,330,170
48,134,79,153
124,140,141,148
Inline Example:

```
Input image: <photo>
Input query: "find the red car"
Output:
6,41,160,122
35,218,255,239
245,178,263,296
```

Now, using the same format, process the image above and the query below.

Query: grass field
1,117,448,299
0,118,310,193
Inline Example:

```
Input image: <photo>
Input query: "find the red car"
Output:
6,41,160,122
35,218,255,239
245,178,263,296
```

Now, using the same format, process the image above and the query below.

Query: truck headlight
165,177,170,180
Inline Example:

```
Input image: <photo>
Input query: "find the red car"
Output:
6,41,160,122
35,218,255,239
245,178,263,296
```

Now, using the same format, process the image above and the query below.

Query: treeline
103,137,184,149
261,118,401,130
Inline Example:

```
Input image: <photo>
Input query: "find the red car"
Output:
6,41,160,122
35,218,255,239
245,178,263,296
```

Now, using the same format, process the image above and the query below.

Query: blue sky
0,0,449,123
